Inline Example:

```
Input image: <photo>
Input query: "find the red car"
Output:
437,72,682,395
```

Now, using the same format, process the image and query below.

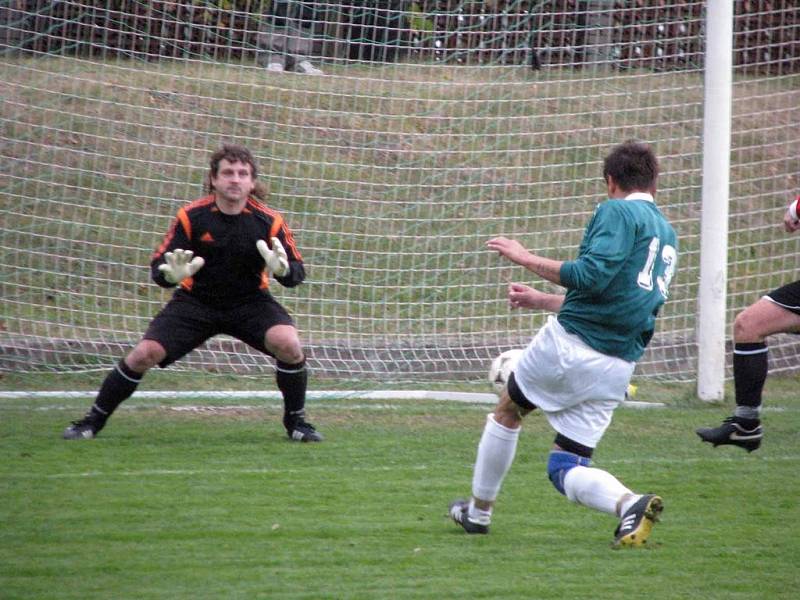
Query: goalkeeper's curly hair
206,143,269,201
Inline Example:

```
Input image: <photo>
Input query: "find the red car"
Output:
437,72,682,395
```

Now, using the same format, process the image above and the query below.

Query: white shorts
513,316,636,448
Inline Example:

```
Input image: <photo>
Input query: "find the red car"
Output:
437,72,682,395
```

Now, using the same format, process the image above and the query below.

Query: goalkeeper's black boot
696,417,762,452
284,410,323,442
63,407,108,440
448,499,489,534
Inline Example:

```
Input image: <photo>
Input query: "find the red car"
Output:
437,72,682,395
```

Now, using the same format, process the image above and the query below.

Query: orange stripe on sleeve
177,208,191,242
152,209,185,259
268,214,284,239
249,199,303,261
279,223,302,261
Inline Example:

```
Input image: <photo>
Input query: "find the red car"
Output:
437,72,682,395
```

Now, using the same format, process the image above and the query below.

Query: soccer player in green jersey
450,141,677,546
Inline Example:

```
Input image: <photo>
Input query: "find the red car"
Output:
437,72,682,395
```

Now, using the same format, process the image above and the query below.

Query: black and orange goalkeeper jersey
151,195,305,306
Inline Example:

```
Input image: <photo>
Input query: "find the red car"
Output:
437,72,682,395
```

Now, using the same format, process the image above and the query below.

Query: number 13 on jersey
637,237,677,299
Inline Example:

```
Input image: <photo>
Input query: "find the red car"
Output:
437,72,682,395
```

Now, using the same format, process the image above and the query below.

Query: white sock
470,413,520,508
467,499,492,525
618,493,642,516
563,466,634,516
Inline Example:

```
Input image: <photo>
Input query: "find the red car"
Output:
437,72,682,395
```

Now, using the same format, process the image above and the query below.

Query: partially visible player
449,141,678,546
63,144,322,442
697,194,800,452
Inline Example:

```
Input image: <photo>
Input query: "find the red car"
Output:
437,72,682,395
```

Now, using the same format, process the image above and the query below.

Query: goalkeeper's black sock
733,342,767,410
93,359,143,418
276,359,307,427
732,342,767,426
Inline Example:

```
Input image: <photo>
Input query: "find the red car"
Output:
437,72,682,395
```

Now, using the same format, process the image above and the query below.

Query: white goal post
697,0,733,401
1,1,798,396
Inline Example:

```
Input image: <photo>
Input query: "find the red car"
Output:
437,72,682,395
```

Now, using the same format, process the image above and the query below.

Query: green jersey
557,193,677,361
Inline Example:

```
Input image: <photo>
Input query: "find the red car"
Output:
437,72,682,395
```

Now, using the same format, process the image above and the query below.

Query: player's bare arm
507,282,564,313
487,236,563,286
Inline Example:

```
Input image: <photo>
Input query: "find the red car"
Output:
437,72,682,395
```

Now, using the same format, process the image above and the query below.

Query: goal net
2,1,798,387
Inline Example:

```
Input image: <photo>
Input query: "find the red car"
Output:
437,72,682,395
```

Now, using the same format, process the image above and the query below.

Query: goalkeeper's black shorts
143,289,295,367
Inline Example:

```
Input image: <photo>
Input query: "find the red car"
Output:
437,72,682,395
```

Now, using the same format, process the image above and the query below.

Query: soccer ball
488,349,523,394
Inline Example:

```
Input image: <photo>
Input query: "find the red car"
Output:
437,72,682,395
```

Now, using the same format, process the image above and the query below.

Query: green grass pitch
1,380,798,599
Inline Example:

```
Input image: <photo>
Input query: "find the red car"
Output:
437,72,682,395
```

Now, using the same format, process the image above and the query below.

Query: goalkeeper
63,144,322,442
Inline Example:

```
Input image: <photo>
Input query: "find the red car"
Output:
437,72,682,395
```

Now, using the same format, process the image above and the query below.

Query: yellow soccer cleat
614,494,663,547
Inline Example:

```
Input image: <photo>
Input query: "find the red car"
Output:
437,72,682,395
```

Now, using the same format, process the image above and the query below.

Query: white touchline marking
0,391,677,409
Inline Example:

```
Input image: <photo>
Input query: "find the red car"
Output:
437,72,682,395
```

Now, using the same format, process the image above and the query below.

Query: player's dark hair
207,144,268,201
603,141,658,193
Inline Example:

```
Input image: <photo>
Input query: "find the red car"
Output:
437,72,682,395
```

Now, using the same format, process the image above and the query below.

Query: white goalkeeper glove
158,249,205,284
256,238,290,277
